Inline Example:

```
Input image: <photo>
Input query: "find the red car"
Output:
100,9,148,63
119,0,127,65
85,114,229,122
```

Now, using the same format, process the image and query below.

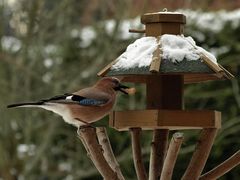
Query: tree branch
96,127,125,180
77,126,118,180
200,149,240,180
160,132,184,180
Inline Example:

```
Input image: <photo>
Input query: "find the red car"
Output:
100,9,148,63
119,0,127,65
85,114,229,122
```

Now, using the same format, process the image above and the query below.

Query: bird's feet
76,123,96,136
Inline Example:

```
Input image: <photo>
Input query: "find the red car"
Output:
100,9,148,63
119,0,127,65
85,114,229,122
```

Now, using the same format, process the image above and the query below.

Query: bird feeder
98,11,233,131
78,11,240,180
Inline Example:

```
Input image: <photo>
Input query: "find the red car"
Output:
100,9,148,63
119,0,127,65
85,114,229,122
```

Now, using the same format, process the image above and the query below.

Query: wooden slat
111,73,220,84
183,73,219,84
217,64,234,79
200,54,223,78
149,37,162,73
109,110,221,131
97,59,119,77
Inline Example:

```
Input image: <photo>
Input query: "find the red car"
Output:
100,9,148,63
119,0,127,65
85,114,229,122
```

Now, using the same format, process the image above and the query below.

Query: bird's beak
114,84,129,94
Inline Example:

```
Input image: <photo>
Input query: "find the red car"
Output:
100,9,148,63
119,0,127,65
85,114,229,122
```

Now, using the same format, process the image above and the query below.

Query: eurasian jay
7,77,130,127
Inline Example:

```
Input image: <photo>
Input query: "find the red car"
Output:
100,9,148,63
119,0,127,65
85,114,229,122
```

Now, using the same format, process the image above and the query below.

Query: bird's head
96,77,129,94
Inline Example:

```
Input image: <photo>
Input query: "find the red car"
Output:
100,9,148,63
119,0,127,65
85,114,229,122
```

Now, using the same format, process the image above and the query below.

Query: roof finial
163,8,168,12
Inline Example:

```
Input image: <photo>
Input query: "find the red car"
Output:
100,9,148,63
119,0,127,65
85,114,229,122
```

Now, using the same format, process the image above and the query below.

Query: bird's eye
112,78,119,85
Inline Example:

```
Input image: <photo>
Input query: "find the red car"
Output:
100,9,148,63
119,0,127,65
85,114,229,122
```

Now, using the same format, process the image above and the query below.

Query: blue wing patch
79,99,107,106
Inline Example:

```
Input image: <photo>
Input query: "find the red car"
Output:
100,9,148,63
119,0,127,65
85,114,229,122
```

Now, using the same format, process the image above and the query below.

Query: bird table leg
199,149,240,180
130,128,147,180
160,132,184,180
181,128,218,180
96,127,125,180
78,126,119,180
149,129,169,180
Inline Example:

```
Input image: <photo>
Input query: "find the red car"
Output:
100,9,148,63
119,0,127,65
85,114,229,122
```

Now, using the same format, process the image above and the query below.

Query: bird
7,77,130,128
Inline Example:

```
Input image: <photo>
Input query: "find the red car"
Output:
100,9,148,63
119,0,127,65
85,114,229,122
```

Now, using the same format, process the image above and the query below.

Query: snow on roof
111,34,217,70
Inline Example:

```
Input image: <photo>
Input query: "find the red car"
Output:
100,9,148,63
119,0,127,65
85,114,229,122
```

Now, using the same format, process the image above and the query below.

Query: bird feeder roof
97,12,234,84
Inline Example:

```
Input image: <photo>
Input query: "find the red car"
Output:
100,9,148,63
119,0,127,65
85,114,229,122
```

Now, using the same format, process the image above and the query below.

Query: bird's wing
43,88,110,107
72,87,111,106
7,88,111,108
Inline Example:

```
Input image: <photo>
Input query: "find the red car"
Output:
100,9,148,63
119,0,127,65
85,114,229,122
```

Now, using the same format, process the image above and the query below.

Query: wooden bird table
91,11,238,180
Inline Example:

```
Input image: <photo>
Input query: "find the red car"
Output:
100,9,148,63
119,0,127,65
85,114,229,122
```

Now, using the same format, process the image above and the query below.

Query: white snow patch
42,72,52,83
1,36,21,52
179,9,240,33
58,162,72,172
118,17,143,40
44,58,53,68
44,44,58,55
112,34,217,70
112,37,157,70
161,35,200,63
145,11,182,15
80,27,96,47
17,144,36,158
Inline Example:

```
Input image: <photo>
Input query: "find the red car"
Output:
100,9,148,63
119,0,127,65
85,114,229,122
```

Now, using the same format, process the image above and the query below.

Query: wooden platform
109,110,221,131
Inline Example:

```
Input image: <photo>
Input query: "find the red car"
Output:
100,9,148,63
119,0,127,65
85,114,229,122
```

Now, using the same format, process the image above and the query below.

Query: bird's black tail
7,101,44,108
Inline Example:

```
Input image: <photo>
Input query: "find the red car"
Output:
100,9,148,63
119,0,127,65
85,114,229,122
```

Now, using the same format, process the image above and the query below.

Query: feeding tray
109,110,221,131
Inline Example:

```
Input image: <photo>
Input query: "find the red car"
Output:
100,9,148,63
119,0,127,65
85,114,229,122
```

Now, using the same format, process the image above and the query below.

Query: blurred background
1,0,240,179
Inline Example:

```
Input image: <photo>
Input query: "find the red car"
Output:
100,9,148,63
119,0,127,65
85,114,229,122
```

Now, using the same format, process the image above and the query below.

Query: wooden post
130,128,148,180
182,128,218,180
147,75,183,180
78,127,119,180
96,127,125,180
199,150,240,180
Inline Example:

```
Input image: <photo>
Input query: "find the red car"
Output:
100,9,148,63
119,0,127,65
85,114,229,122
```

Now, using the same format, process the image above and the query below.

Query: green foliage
1,1,240,179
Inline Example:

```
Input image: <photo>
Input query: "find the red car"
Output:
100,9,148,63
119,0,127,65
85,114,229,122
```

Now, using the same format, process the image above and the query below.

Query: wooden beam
199,150,240,180
182,128,218,180
147,75,183,180
109,110,221,131
160,132,184,180
146,75,183,109
200,54,223,78
130,128,147,180
217,64,235,79
97,59,119,77
149,37,162,73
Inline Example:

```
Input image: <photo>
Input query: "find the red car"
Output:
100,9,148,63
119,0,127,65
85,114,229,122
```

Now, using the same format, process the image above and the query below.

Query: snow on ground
111,34,217,70
1,36,21,52
180,9,240,33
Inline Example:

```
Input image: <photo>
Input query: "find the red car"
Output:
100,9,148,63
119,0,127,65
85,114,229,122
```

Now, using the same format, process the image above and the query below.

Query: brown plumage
7,77,129,127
